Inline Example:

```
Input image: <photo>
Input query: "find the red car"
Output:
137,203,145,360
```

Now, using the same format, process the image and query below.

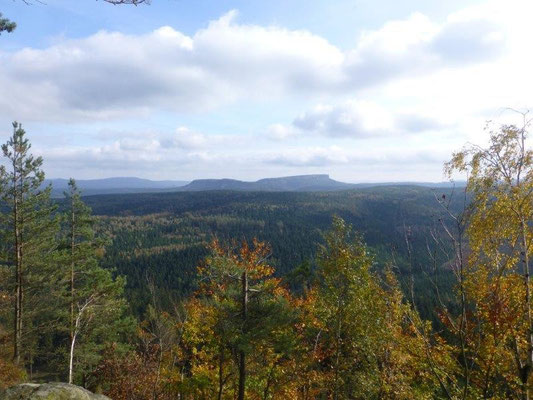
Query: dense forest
87,187,461,318
1,120,533,400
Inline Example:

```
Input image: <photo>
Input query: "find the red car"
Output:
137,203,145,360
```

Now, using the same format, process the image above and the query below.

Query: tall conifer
61,178,131,384
0,122,58,366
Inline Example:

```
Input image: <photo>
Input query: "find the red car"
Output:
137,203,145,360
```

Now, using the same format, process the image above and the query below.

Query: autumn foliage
3,120,533,400
88,228,444,399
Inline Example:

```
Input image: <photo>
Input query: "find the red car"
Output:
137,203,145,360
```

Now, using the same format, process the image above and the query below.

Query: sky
0,0,531,182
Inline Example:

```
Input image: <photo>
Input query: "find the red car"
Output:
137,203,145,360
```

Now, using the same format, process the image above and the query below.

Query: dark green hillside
85,186,463,317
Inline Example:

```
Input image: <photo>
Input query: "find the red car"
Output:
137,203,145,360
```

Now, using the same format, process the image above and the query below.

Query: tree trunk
217,347,224,400
521,218,531,400
238,270,248,400
69,330,77,384
333,296,343,400
69,303,86,385
13,160,22,365
70,201,75,341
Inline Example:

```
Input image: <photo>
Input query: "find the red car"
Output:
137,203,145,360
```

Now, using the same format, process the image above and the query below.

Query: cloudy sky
0,0,530,182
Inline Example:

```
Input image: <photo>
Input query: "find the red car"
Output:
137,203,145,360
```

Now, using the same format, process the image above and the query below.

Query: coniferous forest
0,119,532,400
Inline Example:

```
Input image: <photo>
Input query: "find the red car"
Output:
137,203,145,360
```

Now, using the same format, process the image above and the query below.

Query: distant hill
45,177,188,197
45,175,464,197
351,181,465,189
181,174,354,192
179,174,463,192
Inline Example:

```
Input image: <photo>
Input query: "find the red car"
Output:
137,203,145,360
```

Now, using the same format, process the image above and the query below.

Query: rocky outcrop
0,382,110,400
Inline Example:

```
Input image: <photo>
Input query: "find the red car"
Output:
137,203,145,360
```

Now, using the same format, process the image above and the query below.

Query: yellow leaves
202,237,276,285
438,120,533,398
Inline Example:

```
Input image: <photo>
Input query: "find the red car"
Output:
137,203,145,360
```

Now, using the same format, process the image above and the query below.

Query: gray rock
0,382,110,400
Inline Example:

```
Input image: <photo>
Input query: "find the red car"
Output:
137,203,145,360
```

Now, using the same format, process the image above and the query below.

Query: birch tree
446,115,533,399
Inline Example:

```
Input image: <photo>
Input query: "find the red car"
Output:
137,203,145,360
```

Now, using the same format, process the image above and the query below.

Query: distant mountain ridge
45,177,188,197
180,174,353,192
179,174,463,192
45,175,464,196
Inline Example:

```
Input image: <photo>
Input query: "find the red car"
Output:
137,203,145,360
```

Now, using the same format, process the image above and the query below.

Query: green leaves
314,216,438,399
0,14,16,36
60,178,131,384
0,124,132,385
0,122,60,366
180,239,299,398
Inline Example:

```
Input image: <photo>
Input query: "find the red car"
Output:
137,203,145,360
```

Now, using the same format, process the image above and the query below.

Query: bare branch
101,0,151,4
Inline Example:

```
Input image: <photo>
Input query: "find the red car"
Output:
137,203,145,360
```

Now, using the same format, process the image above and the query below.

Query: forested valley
90,185,460,318
1,120,533,400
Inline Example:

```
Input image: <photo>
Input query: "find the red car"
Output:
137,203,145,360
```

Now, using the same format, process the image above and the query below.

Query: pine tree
0,13,16,35
181,238,296,400
0,122,59,367
61,178,132,384
63,179,99,348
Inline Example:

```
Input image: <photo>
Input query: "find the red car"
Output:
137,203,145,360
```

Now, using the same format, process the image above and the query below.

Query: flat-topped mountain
179,175,463,192
180,174,355,192
44,175,463,196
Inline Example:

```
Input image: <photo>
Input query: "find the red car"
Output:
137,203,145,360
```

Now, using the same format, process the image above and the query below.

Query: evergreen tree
0,13,16,35
180,238,297,400
63,179,99,363
61,178,133,385
0,122,59,367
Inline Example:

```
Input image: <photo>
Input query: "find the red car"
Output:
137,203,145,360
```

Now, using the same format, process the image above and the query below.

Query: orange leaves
207,237,275,281
0,357,25,390
179,237,304,399
91,345,163,400
483,278,521,331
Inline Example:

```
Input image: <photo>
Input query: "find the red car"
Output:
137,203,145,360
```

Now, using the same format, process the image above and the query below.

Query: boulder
0,382,110,400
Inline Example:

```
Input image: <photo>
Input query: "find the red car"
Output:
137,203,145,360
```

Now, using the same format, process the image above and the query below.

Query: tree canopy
0,13,16,35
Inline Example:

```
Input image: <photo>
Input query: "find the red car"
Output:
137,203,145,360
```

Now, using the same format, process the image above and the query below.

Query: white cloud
1,0,530,181
293,101,394,137
36,137,451,181
267,123,300,140
263,145,449,170
266,146,351,167
342,9,505,89
0,5,508,122
165,127,208,149
274,100,447,139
